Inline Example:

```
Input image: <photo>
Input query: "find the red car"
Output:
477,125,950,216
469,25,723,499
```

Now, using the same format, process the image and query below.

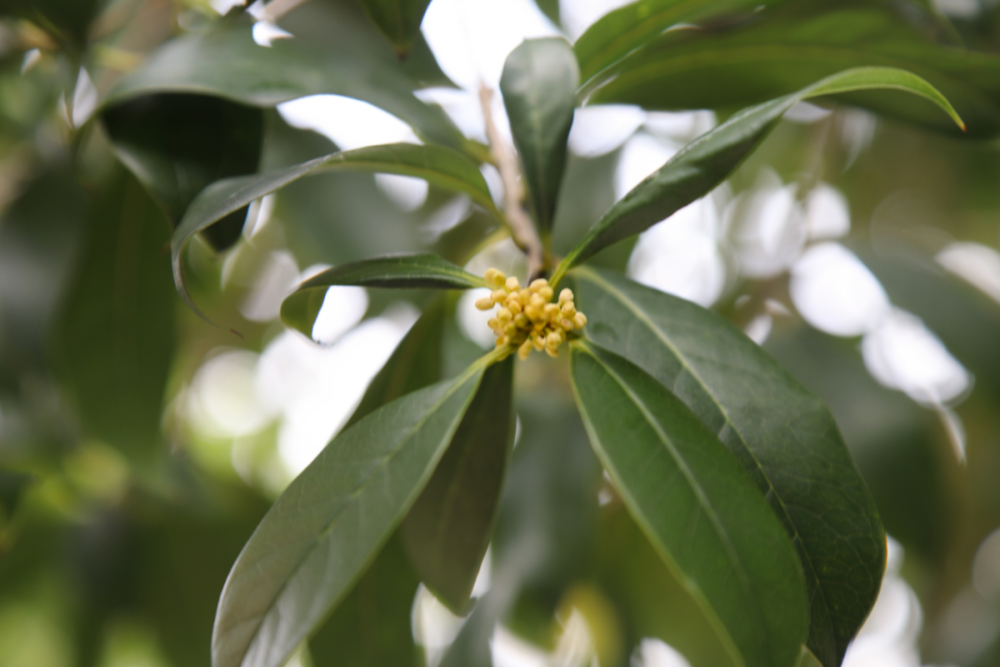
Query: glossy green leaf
585,0,999,136
356,0,433,54
570,268,886,667
500,38,578,236
307,532,422,667
49,169,176,466
212,365,488,667
552,67,962,279
280,254,486,339
401,357,514,614
574,0,786,88
570,341,808,667
102,94,264,252
100,14,465,150
172,143,497,319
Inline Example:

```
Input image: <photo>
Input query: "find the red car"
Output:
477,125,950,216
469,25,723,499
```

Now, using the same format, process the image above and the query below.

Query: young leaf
574,0,786,87
280,254,486,339
102,94,264,252
401,357,515,614
100,14,465,150
171,143,497,320
500,38,578,236
584,0,999,137
211,368,486,667
570,268,887,667
570,341,808,667
552,67,962,281
356,0,433,55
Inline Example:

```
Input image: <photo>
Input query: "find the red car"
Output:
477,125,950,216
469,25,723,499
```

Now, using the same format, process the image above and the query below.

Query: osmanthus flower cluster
166,29,966,667
475,269,587,359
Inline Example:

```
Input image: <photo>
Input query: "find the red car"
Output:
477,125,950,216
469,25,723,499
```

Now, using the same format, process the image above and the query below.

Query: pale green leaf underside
280,254,486,339
171,143,497,321
211,369,484,667
570,341,808,667
570,268,886,667
552,66,962,281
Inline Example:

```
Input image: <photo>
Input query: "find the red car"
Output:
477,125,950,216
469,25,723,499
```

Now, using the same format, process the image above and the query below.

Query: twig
478,84,544,280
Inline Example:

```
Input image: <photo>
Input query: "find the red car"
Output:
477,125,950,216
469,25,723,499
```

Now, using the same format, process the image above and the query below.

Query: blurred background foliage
0,0,999,666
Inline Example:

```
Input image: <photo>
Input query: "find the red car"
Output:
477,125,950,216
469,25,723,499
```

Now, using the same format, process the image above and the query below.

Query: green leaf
401,357,514,614
345,297,448,428
0,0,101,51
0,469,32,521
570,268,887,667
49,169,176,467
570,341,808,667
552,66,962,280
584,0,998,136
356,0,433,55
500,38,578,236
211,365,488,667
574,0,786,87
280,254,486,339
307,532,422,667
100,14,465,150
101,94,264,252
172,143,497,320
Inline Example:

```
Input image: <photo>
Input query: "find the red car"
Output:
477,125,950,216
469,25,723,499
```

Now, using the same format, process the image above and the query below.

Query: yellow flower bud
559,318,575,331
475,297,495,311
573,312,587,328
490,289,507,304
529,293,545,308
538,286,554,301
497,308,512,323
485,268,506,287
545,345,559,358
487,317,499,330
518,339,533,360
543,303,560,319
514,313,529,328
504,322,517,335
505,276,520,292
496,335,508,347
545,331,562,348
532,333,545,351
529,278,549,290
559,288,574,303
561,302,576,317
506,297,522,314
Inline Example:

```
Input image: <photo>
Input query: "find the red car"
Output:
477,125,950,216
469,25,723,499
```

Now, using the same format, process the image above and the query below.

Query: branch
478,85,544,280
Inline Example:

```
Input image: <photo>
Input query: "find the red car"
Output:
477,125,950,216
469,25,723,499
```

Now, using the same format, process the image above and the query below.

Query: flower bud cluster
475,268,587,360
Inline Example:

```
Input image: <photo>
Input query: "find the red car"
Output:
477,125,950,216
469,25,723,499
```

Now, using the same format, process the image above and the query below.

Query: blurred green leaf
0,169,85,388
402,357,514,614
355,0,432,55
571,269,886,667
553,66,962,278
0,0,101,51
585,0,999,136
571,341,809,667
211,366,486,667
574,0,786,87
500,38,578,236
172,143,497,320
307,532,422,667
101,14,465,150
50,169,176,466
280,254,485,339
532,0,560,26
102,94,264,252
0,469,32,521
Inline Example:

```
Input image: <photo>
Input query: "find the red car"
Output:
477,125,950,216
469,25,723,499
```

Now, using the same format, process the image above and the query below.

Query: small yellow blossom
478,268,586,359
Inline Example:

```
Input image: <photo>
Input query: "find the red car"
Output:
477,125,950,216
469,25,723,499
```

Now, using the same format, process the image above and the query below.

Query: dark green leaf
0,469,32,520
570,340,808,667
101,14,465,150
307,532,422,667
0,0,101,51
585,0,999,136
102,94,264,252
552,67,962,279
500,38,578,236
401,357,514,614
574,0,786,88
280,254,486,339
50,170,176,466
172,143,497,320
211,365,487,667
356,0,432,55
532,0,560,26
570,268,886,667
345,297,448,427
